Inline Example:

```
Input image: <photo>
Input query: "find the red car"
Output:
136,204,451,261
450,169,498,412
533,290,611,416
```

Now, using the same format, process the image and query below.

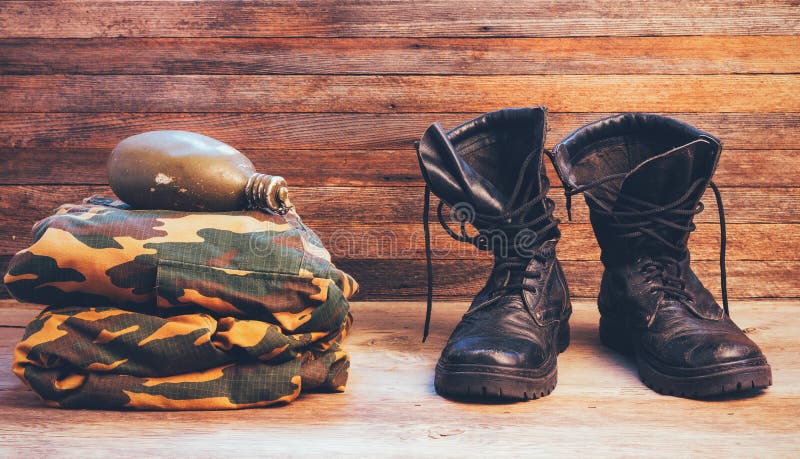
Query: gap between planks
2,113,799,150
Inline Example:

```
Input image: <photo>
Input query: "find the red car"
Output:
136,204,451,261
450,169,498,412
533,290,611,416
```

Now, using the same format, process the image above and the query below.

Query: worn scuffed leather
552,113,771,397
417,107,571,400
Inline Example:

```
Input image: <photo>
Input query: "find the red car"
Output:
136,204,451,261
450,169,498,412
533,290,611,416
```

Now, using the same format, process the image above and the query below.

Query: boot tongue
617,139,715,209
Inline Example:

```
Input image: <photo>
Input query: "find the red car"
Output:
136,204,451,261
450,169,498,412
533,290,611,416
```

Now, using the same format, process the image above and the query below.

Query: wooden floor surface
0,299,797,457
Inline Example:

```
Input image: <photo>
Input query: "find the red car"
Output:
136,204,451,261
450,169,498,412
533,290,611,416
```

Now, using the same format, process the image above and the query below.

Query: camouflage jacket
5,196,358,409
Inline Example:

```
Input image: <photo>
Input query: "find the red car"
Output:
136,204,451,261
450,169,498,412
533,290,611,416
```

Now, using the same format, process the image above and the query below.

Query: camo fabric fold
5,196,358,410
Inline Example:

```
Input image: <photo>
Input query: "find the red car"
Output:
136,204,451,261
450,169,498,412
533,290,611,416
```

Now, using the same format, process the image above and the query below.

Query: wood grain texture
3,75,799,113
1,1,798,38
0,300,39,328
0,300,798,456
0,148,797,187
3,36,800,75
0,185,796,248
2,113,800,150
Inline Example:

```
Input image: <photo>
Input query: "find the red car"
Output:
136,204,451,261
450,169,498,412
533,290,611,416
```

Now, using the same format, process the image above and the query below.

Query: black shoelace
421,153,558,342
478,252,552,303
563,173,729,316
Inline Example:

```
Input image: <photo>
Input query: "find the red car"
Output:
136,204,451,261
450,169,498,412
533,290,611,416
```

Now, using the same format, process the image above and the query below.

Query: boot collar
416,107,548,221
551,113,722,196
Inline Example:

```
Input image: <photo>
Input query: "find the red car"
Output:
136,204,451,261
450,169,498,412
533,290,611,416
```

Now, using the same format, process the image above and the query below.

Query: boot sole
434,320,569,402
600,316,773,398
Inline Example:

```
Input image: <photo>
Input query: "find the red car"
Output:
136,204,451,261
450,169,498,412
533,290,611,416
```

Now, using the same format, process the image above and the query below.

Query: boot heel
599,315,634,356
557,319,570,353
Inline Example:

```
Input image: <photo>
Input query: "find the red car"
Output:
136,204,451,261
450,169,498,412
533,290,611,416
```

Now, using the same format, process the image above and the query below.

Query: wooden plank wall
0,1,798,301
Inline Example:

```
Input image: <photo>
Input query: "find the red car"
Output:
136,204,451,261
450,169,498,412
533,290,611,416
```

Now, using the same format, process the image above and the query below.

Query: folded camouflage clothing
4,196,358,410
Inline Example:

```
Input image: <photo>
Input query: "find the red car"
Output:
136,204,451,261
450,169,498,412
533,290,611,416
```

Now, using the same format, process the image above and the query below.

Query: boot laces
482,253,550,300
639,257,694,304
563,173,729,316
421,153,559,342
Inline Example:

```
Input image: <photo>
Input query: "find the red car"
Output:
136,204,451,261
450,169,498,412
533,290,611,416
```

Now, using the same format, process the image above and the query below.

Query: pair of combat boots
416,108,772,400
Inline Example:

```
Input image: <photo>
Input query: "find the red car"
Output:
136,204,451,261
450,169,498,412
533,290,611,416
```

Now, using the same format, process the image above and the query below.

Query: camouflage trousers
5,196,358,410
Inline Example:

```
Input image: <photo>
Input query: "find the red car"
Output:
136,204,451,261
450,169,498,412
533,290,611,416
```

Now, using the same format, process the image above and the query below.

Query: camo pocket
155,258,350,334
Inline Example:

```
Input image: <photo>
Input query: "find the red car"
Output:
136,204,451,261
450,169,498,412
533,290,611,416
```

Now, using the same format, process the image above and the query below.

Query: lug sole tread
434,369,558,402
433,318,570,402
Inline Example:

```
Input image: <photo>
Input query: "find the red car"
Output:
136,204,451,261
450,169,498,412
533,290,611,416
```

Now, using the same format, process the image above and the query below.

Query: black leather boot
416,107,572,401
551,113,772,398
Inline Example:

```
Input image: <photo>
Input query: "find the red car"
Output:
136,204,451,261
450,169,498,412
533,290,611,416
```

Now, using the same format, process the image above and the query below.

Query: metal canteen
108,130,290,213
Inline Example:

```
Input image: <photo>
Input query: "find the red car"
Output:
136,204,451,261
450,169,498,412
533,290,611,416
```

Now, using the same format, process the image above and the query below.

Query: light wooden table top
0,299,797,457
